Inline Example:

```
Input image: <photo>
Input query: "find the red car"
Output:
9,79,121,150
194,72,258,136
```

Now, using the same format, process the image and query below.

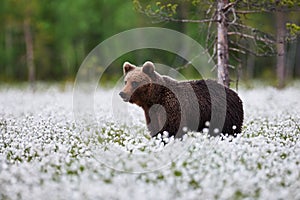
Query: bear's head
119,61,161,106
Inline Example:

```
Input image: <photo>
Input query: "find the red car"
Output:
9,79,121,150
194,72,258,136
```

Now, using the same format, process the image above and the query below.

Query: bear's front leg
144,104,167,137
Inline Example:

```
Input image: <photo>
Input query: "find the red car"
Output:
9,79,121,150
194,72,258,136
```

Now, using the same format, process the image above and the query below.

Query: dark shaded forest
0,0,300,87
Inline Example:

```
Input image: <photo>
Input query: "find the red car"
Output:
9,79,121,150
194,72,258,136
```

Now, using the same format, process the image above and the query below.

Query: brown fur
119,61,244,138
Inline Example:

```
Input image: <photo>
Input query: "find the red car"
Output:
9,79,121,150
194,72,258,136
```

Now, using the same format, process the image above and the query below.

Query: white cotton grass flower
0,84,299,199
205,121,210,127
182,126,188,132
213,128,219,134
203,128,209,134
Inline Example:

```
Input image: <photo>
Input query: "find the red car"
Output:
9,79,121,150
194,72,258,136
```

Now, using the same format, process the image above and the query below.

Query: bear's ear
142,61,155,76
123,62,135,75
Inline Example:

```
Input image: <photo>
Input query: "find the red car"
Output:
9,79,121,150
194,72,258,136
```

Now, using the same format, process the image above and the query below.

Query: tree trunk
295,36,300,77
275,11,286,89
217,0,230,87
23,18,35,89
5,25,13,78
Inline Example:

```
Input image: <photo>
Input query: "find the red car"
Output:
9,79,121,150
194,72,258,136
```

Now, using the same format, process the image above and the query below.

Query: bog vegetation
0,84,299,199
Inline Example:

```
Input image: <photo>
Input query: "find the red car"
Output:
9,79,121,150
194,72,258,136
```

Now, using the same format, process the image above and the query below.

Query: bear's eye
132,81,139,88
124,81,127,85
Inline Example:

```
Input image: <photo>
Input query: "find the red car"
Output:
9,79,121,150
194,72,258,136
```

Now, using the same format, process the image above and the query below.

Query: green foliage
287,23,300,37
0,0,140,82
275,0,300,7
133,0,178,18
1,0,300,83
236,0,300,10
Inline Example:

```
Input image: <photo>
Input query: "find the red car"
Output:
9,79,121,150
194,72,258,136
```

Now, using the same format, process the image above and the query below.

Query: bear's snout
119,91,129,102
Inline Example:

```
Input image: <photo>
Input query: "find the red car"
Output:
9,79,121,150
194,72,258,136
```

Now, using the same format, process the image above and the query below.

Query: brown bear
119,61,243,138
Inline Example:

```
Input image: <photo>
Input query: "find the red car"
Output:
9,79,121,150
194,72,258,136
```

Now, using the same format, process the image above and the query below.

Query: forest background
1,0,300,88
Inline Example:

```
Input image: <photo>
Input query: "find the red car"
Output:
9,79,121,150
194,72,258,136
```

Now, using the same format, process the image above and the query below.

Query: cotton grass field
0,83,300,200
